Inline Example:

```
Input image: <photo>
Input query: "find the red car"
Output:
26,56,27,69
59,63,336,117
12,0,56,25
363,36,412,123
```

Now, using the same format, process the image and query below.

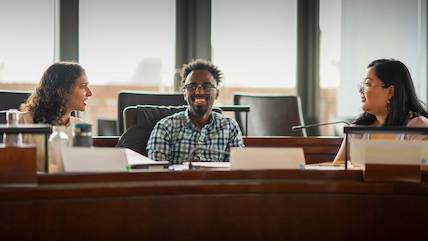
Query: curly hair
180,59,223,86
20,62,85,125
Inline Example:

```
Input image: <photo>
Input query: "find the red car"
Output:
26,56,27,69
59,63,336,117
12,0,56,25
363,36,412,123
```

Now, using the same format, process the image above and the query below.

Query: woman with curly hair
20,62,92,171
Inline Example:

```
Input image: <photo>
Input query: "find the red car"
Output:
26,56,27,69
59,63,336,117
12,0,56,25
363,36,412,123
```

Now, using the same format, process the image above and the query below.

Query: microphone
292,120,351,131
187,145,229,169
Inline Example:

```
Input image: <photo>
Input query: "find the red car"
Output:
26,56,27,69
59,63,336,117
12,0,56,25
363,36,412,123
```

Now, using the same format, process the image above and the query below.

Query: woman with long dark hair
333,59,428,165
20,62,92,171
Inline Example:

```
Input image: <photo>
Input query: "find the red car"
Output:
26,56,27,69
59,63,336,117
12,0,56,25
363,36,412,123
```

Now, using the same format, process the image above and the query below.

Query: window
0,0,55,83
319,0,341,89
320,0,427,134
79,0,176,87
212,0,297,91
319,0,342,134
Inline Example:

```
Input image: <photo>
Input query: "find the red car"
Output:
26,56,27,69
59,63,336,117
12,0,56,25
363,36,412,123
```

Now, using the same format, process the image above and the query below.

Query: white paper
230,147,306,170
304,165,344,170
125,148,159,165
185,161,230,169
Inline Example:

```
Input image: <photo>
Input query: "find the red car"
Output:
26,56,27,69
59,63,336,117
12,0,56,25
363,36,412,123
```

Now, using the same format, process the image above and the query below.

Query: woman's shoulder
406,115,428,127
19,111,34,124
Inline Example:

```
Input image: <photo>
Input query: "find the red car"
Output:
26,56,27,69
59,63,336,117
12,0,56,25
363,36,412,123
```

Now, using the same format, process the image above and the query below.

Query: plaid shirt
147,109,244,164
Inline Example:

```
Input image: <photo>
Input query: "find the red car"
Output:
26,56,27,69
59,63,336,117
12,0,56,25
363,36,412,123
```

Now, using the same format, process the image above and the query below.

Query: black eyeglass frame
183,83,218,92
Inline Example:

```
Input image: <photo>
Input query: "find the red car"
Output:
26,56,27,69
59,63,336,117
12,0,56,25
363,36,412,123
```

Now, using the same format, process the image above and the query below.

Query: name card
61,147,163,172
350,139,428,166
230,147,305,170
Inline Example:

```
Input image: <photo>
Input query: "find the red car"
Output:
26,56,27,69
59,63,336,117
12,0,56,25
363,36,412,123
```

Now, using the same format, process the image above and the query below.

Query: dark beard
190,94,210,117
193,105,208,117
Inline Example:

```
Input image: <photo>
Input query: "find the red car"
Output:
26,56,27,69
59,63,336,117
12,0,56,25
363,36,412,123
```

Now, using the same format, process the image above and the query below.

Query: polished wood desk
1,169,428,241
93,136,343,164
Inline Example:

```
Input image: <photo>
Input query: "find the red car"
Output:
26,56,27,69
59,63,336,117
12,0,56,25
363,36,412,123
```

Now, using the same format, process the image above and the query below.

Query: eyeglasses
358,81,385,93
183,83,217,92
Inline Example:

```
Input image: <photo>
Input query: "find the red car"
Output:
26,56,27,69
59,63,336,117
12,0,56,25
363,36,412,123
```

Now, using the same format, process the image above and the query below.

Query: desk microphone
188,145,229,169
292,120,351,131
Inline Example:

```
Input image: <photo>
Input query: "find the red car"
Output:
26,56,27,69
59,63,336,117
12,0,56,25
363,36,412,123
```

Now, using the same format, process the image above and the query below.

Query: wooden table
1,169,428,241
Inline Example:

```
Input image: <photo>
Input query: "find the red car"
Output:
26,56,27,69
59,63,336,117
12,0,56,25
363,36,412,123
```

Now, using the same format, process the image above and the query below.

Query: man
146,59,244,163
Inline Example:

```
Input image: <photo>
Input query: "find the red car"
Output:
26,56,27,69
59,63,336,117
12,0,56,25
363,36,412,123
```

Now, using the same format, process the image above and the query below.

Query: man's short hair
180,59,223,86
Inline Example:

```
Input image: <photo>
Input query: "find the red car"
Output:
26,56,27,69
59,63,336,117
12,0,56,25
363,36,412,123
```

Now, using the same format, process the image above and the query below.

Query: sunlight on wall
79,0,176,87
0,0,54,83
212,0,297,89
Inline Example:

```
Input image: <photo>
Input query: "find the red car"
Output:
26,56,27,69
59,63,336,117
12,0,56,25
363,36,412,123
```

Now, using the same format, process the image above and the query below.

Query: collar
184,108,219,130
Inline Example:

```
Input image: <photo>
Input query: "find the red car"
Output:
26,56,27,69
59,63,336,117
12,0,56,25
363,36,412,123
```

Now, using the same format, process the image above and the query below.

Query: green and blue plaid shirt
147,109,244,164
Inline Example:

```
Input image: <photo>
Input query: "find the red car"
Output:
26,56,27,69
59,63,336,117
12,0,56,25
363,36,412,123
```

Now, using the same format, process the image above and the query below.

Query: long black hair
354,59,428,126
20,62,84,124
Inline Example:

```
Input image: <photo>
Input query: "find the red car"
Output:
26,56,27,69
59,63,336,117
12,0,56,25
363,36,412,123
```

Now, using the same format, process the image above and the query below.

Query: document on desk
184,161,230,169
350,139,428,166
125,148,168,169
304,165,344,170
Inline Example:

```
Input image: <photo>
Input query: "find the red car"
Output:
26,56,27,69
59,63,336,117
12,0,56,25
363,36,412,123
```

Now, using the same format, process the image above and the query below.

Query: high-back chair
117,91,186,135
117,105,187,156
0,90,31,124
233,93,306,136
117,105,221,156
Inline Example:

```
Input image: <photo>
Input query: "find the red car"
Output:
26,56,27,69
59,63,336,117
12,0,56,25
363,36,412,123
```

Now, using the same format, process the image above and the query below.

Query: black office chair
0,90,31,124
233,93,307,136
117,105,187,156
117,105,222,156
117,91,186,135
